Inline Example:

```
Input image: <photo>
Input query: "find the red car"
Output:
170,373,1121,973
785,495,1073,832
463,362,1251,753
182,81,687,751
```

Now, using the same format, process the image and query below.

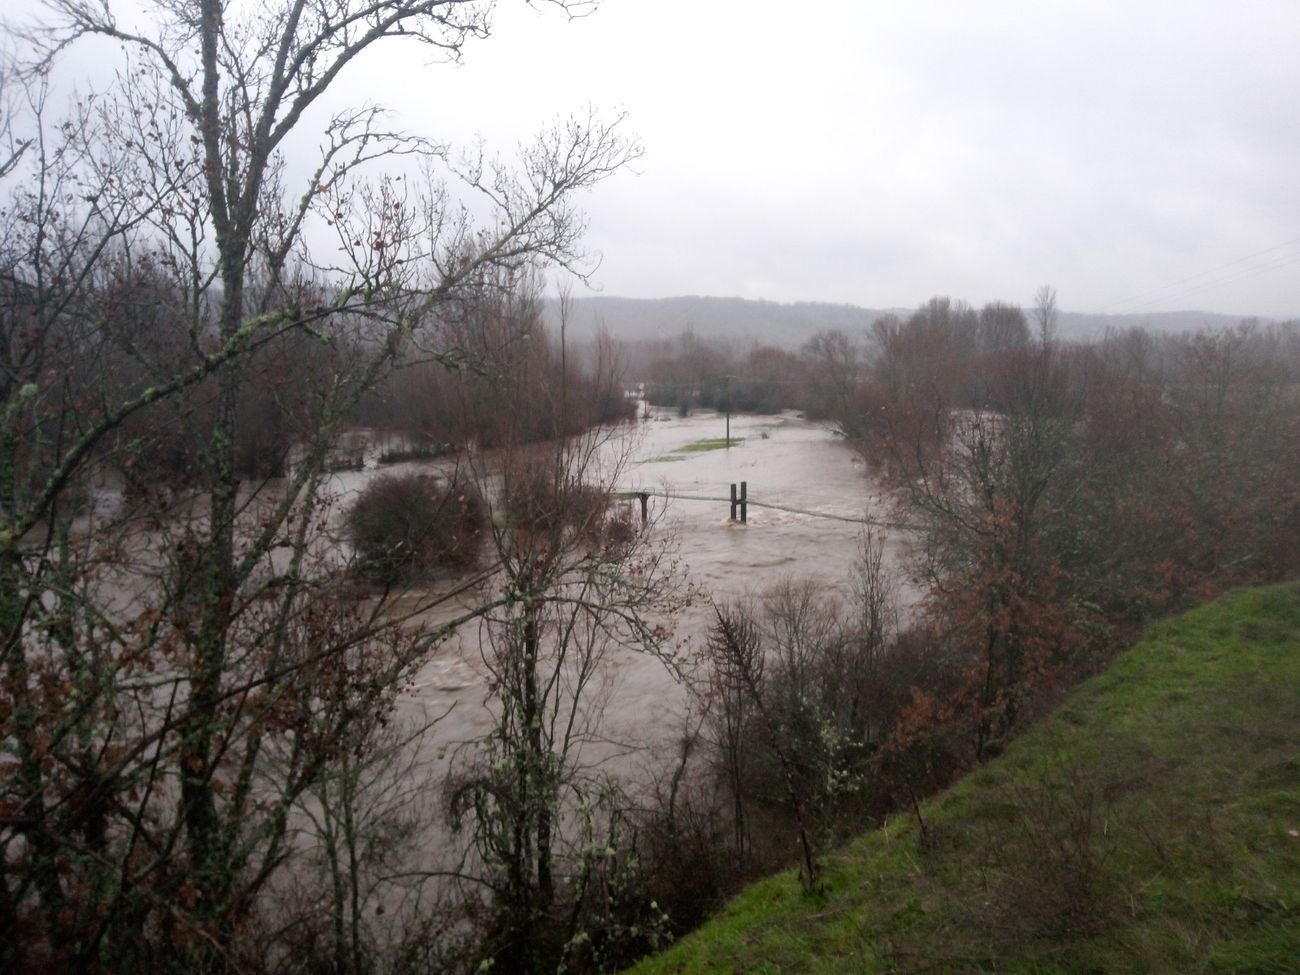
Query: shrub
346,471,485,585
499,456,612,541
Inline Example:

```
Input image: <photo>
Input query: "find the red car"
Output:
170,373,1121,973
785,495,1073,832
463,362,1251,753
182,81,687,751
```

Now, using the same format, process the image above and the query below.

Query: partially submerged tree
446,429,690,973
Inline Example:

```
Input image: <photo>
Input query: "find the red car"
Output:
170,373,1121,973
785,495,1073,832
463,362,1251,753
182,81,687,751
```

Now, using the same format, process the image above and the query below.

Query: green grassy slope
629,583,1300,974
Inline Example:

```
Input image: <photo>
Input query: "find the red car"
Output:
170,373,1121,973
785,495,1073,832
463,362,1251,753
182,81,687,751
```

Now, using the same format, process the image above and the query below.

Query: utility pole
724,374,732,447
557,280,573,434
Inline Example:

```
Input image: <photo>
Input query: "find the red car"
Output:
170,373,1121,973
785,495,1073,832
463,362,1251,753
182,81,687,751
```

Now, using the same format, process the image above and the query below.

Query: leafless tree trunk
707,602,820,891
446,419,688,972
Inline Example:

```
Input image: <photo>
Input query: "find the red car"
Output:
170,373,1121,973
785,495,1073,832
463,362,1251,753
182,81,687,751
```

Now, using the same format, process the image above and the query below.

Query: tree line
619,290,1300,933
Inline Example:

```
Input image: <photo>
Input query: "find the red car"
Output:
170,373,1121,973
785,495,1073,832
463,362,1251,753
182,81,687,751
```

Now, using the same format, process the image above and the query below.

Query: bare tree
1033,284,1059,348
705,601,820,892
445,426,689,973
978,302,1031,355
799,328,861,420
1,3,638,969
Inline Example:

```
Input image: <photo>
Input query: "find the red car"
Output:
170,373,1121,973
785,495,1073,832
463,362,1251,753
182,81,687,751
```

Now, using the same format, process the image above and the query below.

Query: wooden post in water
638,492,649,526
729,482,748,523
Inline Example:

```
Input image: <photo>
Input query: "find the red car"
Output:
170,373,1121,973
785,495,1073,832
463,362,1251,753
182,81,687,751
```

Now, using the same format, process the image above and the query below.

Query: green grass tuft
627,582,1300,974
678,437,744,453
642,438,745,464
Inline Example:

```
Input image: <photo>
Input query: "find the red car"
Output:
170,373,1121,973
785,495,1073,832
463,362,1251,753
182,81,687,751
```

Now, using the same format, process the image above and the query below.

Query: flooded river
331,408,918,764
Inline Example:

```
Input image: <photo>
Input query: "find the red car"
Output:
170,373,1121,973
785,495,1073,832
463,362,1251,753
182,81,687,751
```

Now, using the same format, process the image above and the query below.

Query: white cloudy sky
13,0,1300,316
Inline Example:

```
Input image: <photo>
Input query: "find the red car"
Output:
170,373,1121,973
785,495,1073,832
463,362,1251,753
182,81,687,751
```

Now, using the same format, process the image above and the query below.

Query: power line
1101,237,1300,314
1122,251,1300,316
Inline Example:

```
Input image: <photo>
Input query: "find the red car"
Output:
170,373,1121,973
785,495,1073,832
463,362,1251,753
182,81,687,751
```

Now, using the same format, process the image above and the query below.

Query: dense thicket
638,333,807,415
351,286,636,451
861,302,1300,776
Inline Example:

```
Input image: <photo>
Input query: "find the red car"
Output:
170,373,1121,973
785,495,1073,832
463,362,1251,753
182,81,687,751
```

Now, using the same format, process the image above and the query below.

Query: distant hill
544,295,1283,349
543,296,909,349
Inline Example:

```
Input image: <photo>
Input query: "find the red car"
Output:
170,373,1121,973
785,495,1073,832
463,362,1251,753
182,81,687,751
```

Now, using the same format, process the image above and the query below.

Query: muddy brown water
65,407,921,903
314,409,920,772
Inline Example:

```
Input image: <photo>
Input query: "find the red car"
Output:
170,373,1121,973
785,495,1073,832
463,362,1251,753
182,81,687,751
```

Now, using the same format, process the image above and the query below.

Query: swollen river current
323,408,917,771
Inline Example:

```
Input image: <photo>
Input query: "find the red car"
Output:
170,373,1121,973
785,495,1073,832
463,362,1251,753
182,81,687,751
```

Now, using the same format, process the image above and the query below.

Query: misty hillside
545,295,1279,349
543,296,909,348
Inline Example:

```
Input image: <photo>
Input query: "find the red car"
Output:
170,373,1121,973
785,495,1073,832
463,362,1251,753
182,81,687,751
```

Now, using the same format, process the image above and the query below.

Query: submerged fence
615,484,919,531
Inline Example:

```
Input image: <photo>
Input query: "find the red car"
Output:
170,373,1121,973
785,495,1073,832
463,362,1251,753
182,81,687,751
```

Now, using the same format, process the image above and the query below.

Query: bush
499,456,612,540
346,471,485,585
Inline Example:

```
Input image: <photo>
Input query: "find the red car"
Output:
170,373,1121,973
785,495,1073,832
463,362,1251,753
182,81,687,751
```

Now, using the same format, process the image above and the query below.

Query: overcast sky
15,1,1300,317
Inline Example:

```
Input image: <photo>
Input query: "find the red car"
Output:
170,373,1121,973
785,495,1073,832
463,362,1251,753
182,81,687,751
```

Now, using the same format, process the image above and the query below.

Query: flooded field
53,405,925,910
329,408,919,766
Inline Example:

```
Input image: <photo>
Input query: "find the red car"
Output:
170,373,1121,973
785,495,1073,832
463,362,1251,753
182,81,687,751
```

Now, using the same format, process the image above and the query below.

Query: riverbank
627,581,1300,974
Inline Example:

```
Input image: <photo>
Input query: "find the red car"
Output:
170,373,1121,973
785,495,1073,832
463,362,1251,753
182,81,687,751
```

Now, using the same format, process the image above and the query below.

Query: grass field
628,582,1300,974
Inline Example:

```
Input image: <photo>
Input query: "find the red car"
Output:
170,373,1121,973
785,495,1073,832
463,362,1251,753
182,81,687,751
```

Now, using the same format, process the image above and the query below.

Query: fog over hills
544,296,906,348
545,295,1285,349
